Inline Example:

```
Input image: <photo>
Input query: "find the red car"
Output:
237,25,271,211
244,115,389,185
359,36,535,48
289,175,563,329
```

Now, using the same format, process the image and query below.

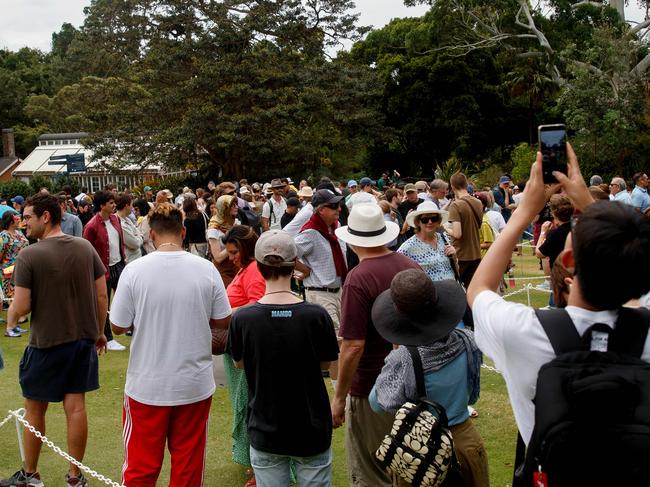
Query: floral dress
397,233,455,282
0,229,28,298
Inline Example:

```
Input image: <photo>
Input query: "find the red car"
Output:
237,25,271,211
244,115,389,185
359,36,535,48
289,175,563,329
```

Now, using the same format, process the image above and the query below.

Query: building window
91,177,101,193
117,175,127,190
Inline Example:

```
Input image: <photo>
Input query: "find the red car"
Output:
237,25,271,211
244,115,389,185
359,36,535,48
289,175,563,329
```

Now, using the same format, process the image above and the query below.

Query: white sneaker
107,339,126,351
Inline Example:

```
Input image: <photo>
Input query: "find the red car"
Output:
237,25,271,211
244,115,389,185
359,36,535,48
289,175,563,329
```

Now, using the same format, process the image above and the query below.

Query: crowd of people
0,153,649,487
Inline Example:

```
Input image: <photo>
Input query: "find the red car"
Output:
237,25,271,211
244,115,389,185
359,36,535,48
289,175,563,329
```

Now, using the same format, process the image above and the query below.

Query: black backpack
514,307,650,487
238,207,261,235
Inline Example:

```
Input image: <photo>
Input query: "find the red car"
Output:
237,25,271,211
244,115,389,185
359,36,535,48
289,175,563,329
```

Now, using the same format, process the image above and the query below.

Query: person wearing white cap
332,204,421,487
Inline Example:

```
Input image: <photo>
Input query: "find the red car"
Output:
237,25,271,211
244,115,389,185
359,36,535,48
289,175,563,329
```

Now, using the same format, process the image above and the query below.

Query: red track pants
122,395,212,487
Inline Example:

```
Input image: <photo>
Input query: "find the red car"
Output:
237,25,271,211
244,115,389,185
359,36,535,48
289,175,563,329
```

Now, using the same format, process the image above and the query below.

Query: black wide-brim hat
372,276,467,347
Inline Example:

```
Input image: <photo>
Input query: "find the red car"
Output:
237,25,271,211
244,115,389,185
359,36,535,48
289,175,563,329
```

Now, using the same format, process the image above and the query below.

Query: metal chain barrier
1,409,125,487
0,411,15,429
481,363,501,375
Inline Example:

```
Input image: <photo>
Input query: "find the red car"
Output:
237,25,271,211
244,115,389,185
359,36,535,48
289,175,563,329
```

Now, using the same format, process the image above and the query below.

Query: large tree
349,5,532,176
403,0,650,174
30,0,382,180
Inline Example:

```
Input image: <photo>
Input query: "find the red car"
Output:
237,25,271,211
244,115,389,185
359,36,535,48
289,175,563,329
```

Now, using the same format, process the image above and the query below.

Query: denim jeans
250,446,332,487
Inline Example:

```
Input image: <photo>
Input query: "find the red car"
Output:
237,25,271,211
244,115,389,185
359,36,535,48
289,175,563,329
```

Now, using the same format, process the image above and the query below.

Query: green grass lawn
0,252,546,486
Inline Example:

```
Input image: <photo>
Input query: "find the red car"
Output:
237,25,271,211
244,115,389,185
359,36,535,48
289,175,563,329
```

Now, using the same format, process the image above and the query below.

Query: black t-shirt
538,222,571,266
398,198,424,239
226,302,339,456
183,212,208,245
280,211,296,229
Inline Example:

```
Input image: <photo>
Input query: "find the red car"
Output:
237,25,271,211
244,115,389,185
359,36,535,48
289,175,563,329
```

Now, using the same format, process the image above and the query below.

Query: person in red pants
110,203,232,486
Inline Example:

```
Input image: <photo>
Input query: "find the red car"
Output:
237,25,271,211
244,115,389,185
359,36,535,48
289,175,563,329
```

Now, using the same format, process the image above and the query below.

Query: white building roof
13,137,161,177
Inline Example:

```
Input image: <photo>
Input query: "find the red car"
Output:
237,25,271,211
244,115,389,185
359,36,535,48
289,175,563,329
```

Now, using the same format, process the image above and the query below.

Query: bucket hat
372,269,466,346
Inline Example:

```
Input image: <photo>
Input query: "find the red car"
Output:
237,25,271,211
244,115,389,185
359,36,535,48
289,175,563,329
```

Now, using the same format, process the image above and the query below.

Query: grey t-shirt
14,235,106,348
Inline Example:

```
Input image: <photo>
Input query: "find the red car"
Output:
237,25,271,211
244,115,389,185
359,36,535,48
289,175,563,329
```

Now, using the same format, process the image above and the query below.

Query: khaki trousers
305,289,341,334
345,396,394,487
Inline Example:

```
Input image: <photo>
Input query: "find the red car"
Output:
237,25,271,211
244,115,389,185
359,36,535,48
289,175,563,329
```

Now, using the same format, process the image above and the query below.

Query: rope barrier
0,409,125,487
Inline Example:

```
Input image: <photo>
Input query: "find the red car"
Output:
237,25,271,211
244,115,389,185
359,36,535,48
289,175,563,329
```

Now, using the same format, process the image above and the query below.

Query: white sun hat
405,201,449,228
335,204,400,248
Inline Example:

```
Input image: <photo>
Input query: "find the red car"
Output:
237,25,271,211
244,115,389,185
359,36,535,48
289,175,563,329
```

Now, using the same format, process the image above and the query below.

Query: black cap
311,189,344,207
286,197,300,207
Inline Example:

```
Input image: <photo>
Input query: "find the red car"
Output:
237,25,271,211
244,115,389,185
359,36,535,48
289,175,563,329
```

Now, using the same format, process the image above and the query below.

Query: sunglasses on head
418,215,441,224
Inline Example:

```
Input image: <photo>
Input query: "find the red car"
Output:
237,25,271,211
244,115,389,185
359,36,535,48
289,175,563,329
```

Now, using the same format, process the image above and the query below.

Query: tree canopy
0,0,648,181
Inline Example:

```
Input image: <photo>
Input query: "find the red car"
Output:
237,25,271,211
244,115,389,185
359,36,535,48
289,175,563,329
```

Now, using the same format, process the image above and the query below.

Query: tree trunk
610,0,625,21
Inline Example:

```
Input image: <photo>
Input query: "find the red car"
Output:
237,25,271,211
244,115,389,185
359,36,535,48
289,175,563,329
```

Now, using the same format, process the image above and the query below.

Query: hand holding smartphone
538,124,567,184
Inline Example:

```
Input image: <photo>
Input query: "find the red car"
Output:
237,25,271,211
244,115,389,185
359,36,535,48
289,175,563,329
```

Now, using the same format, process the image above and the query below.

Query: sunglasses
324,203,341,210
418,215,441,224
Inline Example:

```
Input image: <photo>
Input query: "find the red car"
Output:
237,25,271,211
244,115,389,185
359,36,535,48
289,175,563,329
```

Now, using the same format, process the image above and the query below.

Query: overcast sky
0,1,429,52
0,1,645,53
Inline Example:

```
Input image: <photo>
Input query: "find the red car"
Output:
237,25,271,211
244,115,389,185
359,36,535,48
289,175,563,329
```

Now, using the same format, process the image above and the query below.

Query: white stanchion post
15,412,25,462
526,284,532,307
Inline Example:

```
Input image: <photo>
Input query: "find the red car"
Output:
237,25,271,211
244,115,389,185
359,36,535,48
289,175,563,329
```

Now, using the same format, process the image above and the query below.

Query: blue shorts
19,339,99,402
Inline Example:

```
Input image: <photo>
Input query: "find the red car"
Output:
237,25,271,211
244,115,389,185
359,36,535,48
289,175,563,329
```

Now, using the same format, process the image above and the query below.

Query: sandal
245,477,256,487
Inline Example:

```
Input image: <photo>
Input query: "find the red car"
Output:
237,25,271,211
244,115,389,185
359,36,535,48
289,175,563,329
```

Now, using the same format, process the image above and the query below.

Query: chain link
5,409,124,487
481,363,501,374
0,411,15,429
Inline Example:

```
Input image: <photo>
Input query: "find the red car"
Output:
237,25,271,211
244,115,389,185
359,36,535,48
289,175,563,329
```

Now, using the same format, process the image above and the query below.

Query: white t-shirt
283,203,313,237
104,219,121,266
473,290,650,444
110,251,231,406
345,191,376,210
486,210,506,239
262,196,287,230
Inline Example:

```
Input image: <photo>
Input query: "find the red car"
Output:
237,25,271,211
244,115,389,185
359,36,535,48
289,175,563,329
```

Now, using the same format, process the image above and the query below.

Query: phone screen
538,124,567,183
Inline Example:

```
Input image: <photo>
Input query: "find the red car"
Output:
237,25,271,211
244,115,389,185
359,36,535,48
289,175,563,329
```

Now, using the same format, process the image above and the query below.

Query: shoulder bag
376,347,461,486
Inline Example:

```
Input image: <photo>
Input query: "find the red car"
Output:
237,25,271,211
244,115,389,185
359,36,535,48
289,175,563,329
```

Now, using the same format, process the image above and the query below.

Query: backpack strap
512,431,527,487
609,307,650,358
459,196,482,229
534,308,583,355
407,346,426,399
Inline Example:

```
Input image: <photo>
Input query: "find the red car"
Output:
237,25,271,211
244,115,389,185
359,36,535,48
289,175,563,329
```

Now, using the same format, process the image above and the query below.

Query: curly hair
549,194,574,223
149,203,183,234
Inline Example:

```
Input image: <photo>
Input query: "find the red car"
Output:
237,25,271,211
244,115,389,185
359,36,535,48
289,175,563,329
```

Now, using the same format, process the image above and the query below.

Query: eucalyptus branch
414,33,538,56
571,1,605,9
631,52,650,78
514,0,553,54
628,18,650,37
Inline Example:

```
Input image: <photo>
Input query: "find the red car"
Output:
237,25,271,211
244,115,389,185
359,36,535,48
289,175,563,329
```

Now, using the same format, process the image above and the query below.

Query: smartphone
538,124,567,183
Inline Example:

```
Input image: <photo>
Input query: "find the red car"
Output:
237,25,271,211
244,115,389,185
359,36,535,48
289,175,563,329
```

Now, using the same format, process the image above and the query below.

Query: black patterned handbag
376,346,460,487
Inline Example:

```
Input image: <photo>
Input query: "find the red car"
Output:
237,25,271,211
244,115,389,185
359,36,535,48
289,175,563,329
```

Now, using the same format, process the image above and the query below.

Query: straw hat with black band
372,269,466,346
335,204,399,248
405,201,449,228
